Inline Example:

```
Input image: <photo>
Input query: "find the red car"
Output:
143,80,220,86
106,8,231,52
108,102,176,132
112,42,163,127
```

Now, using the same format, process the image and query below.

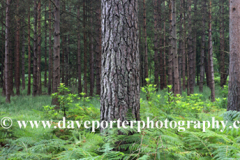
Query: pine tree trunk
77,7,82,94
220,0,225,88
44,4,47,88
171,0,180,95
83,0,87,95
48,1,52,95
52,0,60,105
228,0,240,111
95,1,101,95
154,0,159,89
21,12,26,91
182,0,186,91
89,2,94,97
208,0,215,102
101,0,140,124
33,0,38,96
5,0,11,102
199,0,206,92
15,0,20,95
168,0,173,87
27,1,31,95
143,0,148,85
37,0,42,95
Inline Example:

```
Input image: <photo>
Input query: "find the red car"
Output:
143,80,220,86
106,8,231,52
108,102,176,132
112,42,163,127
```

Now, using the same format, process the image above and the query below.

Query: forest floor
0,84,240,160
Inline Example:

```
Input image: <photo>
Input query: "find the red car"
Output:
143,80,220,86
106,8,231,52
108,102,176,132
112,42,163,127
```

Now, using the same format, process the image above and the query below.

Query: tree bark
33,0,38,96
83,0,87,95
27,1,31,95
143,0,148,85
5,0,11,102
44,4,47,88
154,0,159,89
199,0,206,93
37,0,42,95
171,0,180,95
168,0,173,88
220,0,225,88
101,0,140,125
15,0,20,95
228,0,240,111
77,7,82,94
52,0,60,105
48,1,52,95
208,0,215,102
21,11,26,91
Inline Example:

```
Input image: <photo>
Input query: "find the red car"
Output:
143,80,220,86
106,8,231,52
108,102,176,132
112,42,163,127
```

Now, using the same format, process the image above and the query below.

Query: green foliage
1,84,239,160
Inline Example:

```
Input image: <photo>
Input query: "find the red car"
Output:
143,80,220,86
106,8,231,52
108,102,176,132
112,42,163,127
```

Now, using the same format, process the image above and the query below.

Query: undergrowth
1,83,240,160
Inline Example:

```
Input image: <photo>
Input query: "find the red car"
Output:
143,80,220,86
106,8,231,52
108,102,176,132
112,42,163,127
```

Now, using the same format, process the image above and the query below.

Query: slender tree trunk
5,0,11,102
83,0,87,95
154,0,159,89
159,0,164,90
228,0,240,111
171,0,180,95
89,2,94,97
15,0,20,95
168,0,173,87
96,1,101,95
44,4,47,88
163,2,167,88
199,0,206,92
187,0,194,94
52,0,60,106
182,0,186,91
48,1,52,95
21,10,26,90
33,0,38,96
208,0,215,102
2,8,6,96
77,7,82,94
220,0,225,88
143,0,148,85
27,1,31,95
101,0,140,125
37,0,42,95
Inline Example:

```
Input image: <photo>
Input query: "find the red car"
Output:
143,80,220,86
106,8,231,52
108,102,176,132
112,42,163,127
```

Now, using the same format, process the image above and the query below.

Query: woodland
1,0,240,159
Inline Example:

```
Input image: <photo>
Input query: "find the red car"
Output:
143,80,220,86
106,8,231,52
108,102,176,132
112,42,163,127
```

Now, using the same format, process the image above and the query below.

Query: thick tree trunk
101,0,140,124
228,0,240,111
15,0,20,95
52,0,60,105
48,2,52,95
199,0,206,93
208,0,215,102
5,0,11,102
37,0,42,95
27,2,31,95
143,0,148,85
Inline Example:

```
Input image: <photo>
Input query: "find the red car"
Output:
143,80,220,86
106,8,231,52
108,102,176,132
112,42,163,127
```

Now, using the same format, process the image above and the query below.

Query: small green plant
141,78,157,101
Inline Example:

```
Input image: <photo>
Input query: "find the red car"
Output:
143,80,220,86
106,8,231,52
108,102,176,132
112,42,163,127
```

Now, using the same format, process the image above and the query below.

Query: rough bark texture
182,0,186,91
227,0,240,111
44,4,47,88
52,0,60,105
168,0,173,87
208,0,215,102
48,2,52,95
199,0,206,93
101,0,140,123
5,0,11,102
89,2,94,97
